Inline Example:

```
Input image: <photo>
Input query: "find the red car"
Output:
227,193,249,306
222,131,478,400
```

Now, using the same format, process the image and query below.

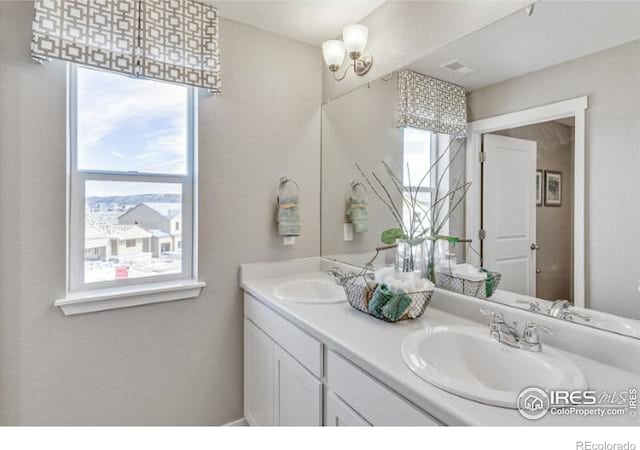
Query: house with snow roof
118,203,182,257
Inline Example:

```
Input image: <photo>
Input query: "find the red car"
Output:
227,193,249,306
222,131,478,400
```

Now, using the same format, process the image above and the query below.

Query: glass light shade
342,24,368,57
322,40,345,69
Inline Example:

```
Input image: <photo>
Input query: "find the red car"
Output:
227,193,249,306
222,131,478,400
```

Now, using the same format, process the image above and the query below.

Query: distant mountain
86,193,180,211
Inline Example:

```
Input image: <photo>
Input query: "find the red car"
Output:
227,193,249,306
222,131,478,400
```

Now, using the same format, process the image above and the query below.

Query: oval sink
273,278,345,304
402,326,588,408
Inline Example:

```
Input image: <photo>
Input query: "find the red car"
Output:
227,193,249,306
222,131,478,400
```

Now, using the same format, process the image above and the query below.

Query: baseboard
223,417,248,426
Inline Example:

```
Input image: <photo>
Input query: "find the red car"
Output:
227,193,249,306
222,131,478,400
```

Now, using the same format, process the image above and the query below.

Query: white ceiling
212,0,386,46
408,0,640,91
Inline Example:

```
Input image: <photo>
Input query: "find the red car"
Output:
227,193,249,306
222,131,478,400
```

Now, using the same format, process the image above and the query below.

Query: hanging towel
348,182,369,233
349,198,369,233
277,195,300,237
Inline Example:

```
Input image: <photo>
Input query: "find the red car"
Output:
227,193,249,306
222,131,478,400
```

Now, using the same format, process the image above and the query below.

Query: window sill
54,279,206,316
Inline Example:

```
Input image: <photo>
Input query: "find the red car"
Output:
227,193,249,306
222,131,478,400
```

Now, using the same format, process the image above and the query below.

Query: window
69,65,196,291
402,128,451,235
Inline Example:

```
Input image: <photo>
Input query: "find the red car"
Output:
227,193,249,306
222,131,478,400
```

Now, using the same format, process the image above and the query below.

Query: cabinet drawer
326,350,441,426
244,293,323,377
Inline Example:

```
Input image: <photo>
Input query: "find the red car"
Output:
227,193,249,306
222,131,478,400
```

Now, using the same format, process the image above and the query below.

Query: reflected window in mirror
402,128,452,235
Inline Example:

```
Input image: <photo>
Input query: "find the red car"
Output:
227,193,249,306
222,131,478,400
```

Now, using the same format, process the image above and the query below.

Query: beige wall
0,1,321,425
469,40,640,319
322,0,529,101
494,122,574,302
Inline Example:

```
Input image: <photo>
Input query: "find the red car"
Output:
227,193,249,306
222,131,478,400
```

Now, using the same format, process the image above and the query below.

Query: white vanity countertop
240,258,640,426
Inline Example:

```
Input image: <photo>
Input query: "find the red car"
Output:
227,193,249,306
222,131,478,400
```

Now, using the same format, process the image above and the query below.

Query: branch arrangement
355,137,470,244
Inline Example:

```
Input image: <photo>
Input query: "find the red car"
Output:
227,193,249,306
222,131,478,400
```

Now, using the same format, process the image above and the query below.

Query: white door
483,134,537,296
325,391,370,426
274,346,322,426
244,319,275,426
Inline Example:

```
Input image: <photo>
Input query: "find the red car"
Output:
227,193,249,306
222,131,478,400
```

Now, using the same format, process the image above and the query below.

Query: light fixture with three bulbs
322,24,373,81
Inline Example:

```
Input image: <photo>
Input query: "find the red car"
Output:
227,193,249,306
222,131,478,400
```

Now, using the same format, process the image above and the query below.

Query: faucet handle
480,308,503,321
572,310,591,322
327,267,346,284
525,321,553,334
516,299,542,312
481,308,503,340
521,321,554,352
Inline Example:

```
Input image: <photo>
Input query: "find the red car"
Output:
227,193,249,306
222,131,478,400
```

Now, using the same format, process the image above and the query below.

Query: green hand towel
368,284,392,318
277,195,300,237
382,292,412,322
349,198,369,233
480,269,496,298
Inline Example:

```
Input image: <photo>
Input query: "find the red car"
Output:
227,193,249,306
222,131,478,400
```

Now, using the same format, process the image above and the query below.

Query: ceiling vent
440,60,477,76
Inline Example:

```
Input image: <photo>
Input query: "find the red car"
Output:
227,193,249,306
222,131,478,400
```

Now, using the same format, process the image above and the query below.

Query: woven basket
435,270,501,299
338,271,433,322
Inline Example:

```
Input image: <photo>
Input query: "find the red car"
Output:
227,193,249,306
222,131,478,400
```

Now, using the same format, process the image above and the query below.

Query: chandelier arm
332,61,354,81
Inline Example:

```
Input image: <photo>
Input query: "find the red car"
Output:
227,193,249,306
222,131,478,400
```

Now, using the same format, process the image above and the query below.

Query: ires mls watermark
517,386,637,420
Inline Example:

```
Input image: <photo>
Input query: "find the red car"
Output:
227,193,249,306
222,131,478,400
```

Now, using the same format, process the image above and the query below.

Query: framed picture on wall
536,170,543,206
544,170,562,206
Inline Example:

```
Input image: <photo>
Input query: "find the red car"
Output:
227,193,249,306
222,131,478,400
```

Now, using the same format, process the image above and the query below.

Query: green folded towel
349,198,369,233
382,292,412,322
277,195,300,237
480,268,495,297
368,284,392,318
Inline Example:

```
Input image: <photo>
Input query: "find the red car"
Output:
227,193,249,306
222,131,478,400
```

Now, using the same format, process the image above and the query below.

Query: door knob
536,267,542,274
530,243,540,250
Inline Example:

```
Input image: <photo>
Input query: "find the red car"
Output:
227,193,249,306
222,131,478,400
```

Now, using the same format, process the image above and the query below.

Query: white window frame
66,64,198,294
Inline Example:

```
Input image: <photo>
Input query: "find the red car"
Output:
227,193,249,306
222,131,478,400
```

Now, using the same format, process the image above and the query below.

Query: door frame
465,96,588,308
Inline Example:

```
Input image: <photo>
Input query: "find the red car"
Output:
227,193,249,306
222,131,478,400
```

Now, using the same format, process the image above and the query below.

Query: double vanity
240,257,640,426
235,1,640,428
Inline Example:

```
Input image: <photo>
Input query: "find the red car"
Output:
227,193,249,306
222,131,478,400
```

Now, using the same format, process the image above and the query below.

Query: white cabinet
244,293,323,376
244,318,322,426
243,293,443,426
274,346,322,426
244,318,275,426
326,391,370,426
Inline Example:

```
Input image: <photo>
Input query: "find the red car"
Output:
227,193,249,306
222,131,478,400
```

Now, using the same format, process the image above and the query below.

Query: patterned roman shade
396,70,467,137
31,0,221,92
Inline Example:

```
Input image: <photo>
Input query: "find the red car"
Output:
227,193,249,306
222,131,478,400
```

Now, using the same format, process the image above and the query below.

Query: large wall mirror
321,1,640,339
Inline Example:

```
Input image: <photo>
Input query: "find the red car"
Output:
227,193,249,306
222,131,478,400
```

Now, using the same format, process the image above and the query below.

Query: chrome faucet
481,309,520,348
548,299,591,322
481,309,554,352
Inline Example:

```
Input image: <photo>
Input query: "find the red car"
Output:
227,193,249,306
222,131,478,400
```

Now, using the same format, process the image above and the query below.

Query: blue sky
77,67,188,197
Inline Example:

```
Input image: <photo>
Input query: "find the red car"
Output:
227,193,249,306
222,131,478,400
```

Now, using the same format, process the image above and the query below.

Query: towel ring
350,180,367,200
276,176,299,199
